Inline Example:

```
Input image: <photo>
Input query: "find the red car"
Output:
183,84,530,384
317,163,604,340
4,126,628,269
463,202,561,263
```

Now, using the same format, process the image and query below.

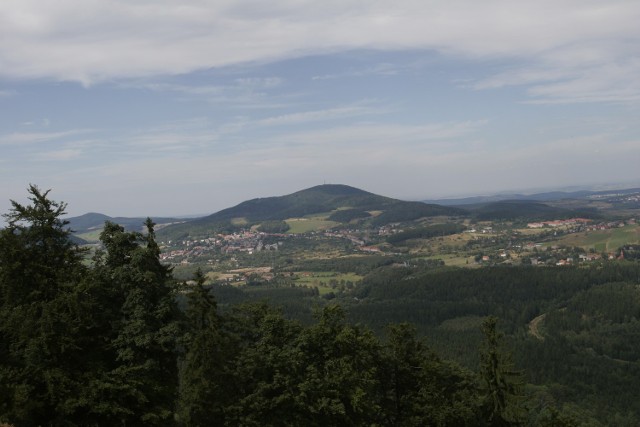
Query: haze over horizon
2,1,640,218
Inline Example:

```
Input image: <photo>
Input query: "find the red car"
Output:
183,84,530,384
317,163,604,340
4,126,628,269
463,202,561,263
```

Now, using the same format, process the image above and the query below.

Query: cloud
35,148,82,161
256,101,385,126
126,77,287,108
1,1,638,103
0,129,91,145
311,62,410,80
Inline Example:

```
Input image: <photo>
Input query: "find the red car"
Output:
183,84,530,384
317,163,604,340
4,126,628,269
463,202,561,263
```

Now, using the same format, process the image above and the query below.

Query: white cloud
36,148,82,161
257,101,384,126
1,1,639,103
0,129,91,145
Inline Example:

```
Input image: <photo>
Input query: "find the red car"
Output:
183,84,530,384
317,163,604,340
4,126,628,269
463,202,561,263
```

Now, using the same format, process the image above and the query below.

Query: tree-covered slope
158,184,467,239
467,200,599,221
67,212,185,233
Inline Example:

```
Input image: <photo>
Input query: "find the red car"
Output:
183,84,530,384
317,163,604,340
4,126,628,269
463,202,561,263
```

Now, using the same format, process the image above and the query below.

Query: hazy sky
1,0,640,217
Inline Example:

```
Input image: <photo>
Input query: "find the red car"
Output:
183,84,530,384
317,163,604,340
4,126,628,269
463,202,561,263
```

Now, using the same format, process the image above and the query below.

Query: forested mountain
66,212,185,233
466,200,600,221
195,184,465,223
155,184,467,240
424,187,640,206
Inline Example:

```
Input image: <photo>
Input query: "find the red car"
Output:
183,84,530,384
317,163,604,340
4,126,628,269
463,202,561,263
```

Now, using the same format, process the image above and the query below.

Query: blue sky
1,0,640,217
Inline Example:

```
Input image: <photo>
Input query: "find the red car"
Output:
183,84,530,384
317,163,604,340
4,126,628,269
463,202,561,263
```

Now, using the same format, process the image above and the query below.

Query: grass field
285,218,339,234
293,271,362,295
231,217,248,226
75,229,103,243
553,225,639,252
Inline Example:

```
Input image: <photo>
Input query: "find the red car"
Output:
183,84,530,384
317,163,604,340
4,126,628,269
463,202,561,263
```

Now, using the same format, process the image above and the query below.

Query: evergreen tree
91,219,183,425
293,305,382,426
479,316,525,426
178,269,227,426
380,323,481,426
0,185,91,425
223,302,304,426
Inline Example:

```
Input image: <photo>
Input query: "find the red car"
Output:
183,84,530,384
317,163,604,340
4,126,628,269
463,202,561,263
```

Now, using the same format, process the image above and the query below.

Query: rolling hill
65,212,186,242
465,200,601,221
197,184,464,223
157,184,467,240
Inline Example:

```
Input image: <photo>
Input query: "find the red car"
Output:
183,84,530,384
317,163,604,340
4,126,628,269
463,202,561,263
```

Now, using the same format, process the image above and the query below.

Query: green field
75,229,103,243
555,224,639,252
293,271,362,295
285,218,339,233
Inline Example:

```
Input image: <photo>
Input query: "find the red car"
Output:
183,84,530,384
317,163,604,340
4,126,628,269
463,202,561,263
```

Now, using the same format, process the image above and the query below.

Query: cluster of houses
527,218,635,231
160,231,283,264
527,218,591,228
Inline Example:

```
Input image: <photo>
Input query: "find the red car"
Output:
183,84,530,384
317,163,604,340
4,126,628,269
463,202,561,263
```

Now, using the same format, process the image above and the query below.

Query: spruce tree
92,219,182,425
178,269,226,426
479,316,526,426
0,185,91,425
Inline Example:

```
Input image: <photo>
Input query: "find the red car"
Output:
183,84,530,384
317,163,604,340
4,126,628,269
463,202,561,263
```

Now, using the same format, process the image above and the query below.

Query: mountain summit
199,184,393,223
180,184,466,232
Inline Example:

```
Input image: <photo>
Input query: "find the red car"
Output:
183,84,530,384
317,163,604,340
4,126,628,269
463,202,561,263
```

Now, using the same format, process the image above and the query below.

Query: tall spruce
479,316,525,426
178,269,227,426
380,323,482,426
93,219,182,425
0,186,91,425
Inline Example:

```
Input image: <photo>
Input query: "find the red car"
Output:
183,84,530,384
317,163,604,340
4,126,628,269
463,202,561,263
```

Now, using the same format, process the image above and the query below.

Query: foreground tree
0,186,91,424
90,219,182,425
480,316,525,426
380,323,482,426
178,269,230,426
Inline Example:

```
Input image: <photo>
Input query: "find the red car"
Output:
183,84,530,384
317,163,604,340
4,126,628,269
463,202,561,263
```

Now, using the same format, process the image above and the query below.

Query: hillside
466,200,600,222
158,184,467,239
66,212,186,242
424,187,640,206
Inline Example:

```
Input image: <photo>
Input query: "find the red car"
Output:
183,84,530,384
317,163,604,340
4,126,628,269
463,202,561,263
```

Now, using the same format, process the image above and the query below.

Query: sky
1,0,640,218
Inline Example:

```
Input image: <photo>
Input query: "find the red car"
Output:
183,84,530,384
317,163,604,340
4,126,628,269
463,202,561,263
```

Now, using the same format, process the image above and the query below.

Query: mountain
424,187,640,206
66,212,186,235
157,184,467,239
198,184,464,223
197,184,389,222
466,200,601,221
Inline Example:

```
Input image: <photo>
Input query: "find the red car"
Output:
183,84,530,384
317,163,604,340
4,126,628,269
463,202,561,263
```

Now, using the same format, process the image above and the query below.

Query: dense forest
1,187,639,425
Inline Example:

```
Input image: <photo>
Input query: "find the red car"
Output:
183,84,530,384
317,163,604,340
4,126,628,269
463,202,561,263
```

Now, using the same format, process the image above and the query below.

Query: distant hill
66,212,186,240
424,187,640,206
198,184,464,223
466,200,600,221
198,184,390,222
157,184,467,240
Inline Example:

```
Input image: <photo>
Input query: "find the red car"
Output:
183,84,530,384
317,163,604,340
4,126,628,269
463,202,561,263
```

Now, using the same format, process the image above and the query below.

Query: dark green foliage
327,208,372,222
468,200,601,222
619,244,640,260
90,219,182,425
178,270,227,425
256,220,290,233
0,185,91,425
479,317,525,426
380,323,482,426
283,255,397,274
0,188,183,425
370,202,465,226
387,223,467,245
